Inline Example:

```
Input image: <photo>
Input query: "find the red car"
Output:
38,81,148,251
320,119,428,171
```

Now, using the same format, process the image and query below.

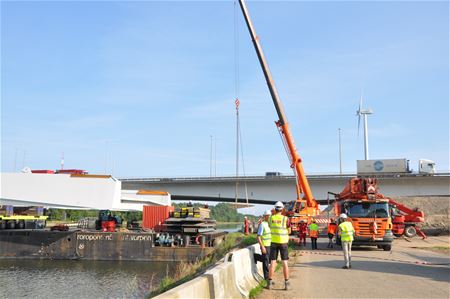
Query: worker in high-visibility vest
327,218,337,248
254,210,272,283
244,216,249,235
268,201,290,291
308,219,319,250
338,213,355,269
298,220,307,246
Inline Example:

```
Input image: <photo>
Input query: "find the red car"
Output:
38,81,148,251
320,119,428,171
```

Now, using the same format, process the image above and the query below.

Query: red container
142,205,174,229
31,170,55,174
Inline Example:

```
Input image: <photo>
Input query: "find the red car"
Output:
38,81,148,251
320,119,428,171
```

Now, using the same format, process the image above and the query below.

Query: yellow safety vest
309,223,319,238
269,214,289,244
339,221,355,242
260,221,271,247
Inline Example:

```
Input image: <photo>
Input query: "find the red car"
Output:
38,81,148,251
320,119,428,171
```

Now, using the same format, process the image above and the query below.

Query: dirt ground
393,196,450,233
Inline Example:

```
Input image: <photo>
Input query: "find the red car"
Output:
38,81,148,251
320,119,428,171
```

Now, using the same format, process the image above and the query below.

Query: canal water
0,259,175,299
0,225,241,299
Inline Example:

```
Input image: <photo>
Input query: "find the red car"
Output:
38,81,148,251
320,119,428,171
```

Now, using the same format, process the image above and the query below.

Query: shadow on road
296,259,450,283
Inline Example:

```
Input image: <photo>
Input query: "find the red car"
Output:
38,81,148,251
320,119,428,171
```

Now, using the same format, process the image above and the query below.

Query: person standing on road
308,219,319,250
244,216,249,235
268,201,290,291
255,210,272,284
327,218,337,248
298,220,307,246
338,213,355,269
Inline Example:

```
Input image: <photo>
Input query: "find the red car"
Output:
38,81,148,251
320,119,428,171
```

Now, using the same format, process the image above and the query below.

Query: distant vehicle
265,172,282,177
357,159,411,174
418,159,435,175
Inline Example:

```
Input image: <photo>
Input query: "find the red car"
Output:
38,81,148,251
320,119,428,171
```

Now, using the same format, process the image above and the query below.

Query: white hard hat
274,201,284,209
264,210,271,216
340,213,348,219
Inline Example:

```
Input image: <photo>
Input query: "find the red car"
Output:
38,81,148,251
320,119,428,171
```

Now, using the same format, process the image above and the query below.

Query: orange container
142,205,174,229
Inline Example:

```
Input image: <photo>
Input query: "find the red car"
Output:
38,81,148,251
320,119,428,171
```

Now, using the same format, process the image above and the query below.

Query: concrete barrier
155,244,263,299
153,276,212,299
227,245,263,298
204,263,244,299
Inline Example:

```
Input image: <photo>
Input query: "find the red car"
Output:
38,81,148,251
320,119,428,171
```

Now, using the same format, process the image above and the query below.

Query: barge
0,229,226,262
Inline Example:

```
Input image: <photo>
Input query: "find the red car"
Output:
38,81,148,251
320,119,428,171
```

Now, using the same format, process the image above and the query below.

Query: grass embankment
248,240,299,299
148,232,257,298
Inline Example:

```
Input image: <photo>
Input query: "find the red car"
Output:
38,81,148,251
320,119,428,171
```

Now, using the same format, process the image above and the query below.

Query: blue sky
2,0,449,178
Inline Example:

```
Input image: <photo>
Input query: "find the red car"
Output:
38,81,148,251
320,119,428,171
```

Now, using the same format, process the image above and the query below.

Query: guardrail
120,172,450,183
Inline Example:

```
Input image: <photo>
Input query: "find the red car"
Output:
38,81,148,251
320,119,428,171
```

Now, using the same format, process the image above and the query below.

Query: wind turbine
357,96,373,160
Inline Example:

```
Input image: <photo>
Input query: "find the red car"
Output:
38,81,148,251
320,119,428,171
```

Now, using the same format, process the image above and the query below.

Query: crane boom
238,0,318,211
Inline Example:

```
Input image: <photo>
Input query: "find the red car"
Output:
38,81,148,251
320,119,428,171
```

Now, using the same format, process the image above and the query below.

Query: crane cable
234,1,249,208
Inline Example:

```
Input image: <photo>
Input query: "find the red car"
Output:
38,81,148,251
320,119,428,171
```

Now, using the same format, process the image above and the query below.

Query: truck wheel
0,221,5,230
382,245,391,251
7,221,16,229
17,220,25,229
404,226,417,238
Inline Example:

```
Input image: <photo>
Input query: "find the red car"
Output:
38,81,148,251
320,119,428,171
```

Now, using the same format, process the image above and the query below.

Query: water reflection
0,259,175,299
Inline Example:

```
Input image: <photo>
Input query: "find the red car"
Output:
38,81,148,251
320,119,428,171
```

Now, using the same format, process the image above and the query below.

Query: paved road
258,236,450,299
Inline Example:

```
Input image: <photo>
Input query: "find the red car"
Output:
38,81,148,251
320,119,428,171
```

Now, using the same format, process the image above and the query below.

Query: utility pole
214,136,217,177
338,128,342,174
209,135,213,177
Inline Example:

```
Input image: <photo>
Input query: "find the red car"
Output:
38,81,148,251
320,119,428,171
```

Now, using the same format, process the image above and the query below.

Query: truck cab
337,199,394,250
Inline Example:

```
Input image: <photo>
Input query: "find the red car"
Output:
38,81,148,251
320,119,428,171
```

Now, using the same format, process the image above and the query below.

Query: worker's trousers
310,237,317,250
342,241,352,267
254,246,270,280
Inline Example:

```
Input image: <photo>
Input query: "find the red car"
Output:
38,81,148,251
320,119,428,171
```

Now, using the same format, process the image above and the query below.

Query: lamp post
338,128,342,174
209,135,213,177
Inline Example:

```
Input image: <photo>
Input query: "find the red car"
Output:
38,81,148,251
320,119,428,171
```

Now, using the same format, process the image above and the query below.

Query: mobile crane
238,0,320,231
333,178,394,250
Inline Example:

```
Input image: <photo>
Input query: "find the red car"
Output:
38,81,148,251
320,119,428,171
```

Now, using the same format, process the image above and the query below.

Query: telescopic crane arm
238,0,318,210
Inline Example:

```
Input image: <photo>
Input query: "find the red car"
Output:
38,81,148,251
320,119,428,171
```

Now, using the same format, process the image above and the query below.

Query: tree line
45,203,254,223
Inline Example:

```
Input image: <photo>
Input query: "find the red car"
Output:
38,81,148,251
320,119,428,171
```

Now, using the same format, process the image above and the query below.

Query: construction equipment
0,205,47,229
95,210,121,232
389,198,426,238
333,178,394,250
237,0,320,232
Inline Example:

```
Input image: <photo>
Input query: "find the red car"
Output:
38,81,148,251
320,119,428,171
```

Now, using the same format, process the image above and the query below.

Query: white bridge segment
121,173,450,204
0,173,171,210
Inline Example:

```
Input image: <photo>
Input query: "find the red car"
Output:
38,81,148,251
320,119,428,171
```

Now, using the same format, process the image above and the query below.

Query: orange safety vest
328,223,337,235
309,223,319,238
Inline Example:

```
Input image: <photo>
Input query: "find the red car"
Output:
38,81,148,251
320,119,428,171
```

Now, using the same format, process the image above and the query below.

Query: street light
338,128,342,174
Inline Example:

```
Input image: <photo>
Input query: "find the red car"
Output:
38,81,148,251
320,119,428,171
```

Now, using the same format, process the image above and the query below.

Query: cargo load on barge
0,205,226,262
